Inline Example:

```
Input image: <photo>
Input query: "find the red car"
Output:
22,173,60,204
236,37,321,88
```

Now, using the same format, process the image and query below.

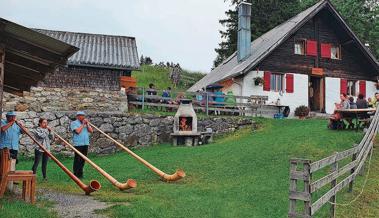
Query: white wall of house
241,70,309,116
325,78,377,114
325,77,340,114
366,81,377,100
222,78,243,97
222,71,378,117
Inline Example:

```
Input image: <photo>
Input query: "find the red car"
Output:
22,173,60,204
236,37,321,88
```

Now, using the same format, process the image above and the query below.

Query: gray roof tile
34,29,140,70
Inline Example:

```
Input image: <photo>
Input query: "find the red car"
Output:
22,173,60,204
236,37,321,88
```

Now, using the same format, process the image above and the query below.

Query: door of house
309,76,325,112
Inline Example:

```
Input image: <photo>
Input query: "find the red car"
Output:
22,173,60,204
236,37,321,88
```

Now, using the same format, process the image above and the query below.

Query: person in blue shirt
70,111,93,178
0,111,24,163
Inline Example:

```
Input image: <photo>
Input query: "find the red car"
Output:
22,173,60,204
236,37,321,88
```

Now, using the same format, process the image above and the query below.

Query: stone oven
171,100,200,146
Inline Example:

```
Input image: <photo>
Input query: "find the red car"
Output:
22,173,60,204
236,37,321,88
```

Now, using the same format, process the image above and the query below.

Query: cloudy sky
0,0,232,73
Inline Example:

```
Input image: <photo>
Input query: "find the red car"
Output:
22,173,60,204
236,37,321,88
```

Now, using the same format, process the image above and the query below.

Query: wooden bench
0,148,36,204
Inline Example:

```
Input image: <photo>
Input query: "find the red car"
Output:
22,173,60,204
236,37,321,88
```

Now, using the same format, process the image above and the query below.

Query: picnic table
265,104,289,114
335,108,376,131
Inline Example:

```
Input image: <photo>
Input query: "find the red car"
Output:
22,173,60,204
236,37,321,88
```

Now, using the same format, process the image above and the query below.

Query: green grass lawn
2,118,378,217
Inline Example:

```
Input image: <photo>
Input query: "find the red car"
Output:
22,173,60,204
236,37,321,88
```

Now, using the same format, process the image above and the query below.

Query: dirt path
40,191,111,218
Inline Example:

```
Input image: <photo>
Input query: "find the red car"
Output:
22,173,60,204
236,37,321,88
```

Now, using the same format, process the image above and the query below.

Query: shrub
294,105,310,117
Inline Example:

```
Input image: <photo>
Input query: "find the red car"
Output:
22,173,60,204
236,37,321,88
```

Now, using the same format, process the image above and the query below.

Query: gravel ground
40,191,110,218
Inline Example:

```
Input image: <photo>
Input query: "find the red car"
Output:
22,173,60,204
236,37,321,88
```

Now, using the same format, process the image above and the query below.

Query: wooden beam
0,34,67,65
5,64,44,82
5,51,54,74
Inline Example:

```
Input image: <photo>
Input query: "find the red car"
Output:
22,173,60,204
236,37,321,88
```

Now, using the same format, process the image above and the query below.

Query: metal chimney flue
237,1,252,62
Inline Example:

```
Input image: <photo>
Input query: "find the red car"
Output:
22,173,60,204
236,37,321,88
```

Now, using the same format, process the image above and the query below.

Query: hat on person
6,111,16,116
76,111,86,116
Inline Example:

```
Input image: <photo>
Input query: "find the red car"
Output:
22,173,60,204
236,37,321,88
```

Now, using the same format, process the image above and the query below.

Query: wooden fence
288,107,379,217
127,87,278,116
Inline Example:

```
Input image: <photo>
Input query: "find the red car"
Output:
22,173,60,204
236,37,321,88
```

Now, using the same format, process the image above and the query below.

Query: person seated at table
349,96,357,109
375,93,379,107
356,94,368,109
161,87,172,104
146,83,157,103
328,94,349,130
213,89,225,115
225,91,236,106
368,97,375,108
173,92,185,105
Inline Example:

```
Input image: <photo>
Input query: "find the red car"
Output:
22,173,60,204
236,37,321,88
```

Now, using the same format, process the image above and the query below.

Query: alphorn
52,130,137,191
88,122,185,182
16,122,101,195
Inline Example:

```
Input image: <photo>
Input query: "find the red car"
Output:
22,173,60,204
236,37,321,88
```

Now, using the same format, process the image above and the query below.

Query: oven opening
179,117,192,131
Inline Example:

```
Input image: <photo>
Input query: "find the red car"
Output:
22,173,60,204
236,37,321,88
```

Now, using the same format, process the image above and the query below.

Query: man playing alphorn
0,111,24,163
70,111,93,178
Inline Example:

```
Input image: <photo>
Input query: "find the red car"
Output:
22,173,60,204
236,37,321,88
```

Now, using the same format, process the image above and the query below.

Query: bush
294,105,310,117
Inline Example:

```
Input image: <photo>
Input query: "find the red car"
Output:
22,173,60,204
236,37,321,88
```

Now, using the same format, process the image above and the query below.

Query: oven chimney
237,1,252,62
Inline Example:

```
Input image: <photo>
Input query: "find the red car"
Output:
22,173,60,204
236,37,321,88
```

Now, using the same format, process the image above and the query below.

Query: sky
0,0,232,73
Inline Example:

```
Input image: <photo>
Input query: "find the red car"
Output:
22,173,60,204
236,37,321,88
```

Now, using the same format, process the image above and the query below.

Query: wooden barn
35,29,140,90
0,17,77,102
189,0,379,115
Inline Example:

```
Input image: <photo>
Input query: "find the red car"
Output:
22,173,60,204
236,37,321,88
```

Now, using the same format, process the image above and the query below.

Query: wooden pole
206,92,209,116
142,87,145,110
330,156,338,218
0,48,4,116
288,159,312,218
348,144,358,192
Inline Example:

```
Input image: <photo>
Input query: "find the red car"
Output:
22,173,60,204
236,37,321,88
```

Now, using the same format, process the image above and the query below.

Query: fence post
288,159,312,218
348,144,358,193
142,87,145,110
330,154,338,218
206,92,209,116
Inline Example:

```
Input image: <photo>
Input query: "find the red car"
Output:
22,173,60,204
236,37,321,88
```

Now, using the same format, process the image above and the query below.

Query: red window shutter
306,40,318,56
321,43,331,58
263,71,271,91
340,79,347,95
359,80,366,97
286,73,294,93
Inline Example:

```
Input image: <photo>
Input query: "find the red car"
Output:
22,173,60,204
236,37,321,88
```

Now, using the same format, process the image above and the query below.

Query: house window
347,80,356,96
294,39,306,55
331,45,341,60
270,74,284,92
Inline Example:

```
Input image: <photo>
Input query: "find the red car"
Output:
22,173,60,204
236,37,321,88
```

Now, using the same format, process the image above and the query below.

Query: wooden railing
127,87,270,116
288,107,379,217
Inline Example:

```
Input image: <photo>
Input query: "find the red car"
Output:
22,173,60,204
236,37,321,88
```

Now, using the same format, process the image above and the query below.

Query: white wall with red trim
240,70,309,116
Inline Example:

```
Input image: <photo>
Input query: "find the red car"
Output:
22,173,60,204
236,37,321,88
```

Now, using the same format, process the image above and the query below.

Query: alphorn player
70,111,93,178
31,118,54,180
0,111,24,164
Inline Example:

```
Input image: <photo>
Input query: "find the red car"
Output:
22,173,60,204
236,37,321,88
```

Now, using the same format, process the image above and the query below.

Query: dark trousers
32,149,49,178
9,149,18,164
73,145,88,178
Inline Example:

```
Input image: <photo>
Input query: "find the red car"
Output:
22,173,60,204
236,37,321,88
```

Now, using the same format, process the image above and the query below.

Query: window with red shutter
306,40,318,56
263,72,271,91
340,79,347,95
286,74,294,93
359,81,366,97
321,43,331,58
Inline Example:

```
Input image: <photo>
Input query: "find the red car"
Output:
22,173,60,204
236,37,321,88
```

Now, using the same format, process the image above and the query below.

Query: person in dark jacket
32,118,54,180
356,94,368,109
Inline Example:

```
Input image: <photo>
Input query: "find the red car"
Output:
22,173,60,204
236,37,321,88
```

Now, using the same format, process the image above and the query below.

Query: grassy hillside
2,119,378,217
131,65,205,92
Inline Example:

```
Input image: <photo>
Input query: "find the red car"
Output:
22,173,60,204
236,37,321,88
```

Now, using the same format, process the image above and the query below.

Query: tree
140,55,145,65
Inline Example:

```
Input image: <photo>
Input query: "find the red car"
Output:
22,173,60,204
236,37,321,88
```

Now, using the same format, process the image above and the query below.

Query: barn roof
0,18,78,92
35,29,140,71
189,0,379,92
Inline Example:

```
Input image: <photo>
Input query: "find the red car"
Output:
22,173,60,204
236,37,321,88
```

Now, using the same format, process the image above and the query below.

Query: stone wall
12,111,253,156
3,87,128,113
